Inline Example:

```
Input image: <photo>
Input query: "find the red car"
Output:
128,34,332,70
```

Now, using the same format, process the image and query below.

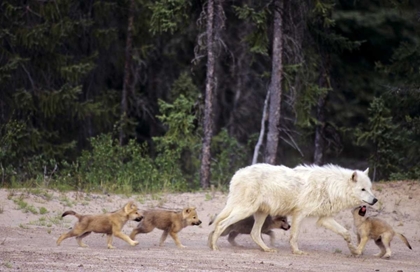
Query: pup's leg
289,212,309,255
76,232,91,248
227,231,240,246
381,234,393,259
113,230,139,246
317,216,357,255
251,212,274,252
129,222,155,240
57,225,86,247
266,230,276,247
373,239,386,258
169,231,185,248
107,234,115,249
159,230,169,246
355,236,369,256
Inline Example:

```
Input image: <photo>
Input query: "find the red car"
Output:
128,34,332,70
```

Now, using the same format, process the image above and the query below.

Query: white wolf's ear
363,168,369,176
351,171,358,182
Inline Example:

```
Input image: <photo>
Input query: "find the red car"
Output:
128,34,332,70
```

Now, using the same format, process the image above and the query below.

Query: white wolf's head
351,168,378,206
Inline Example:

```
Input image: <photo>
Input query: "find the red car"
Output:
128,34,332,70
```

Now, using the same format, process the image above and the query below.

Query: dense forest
1,0,419,193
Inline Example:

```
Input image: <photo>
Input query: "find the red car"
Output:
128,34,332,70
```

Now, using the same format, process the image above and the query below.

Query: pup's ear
351,171,358,182
124,201,135,213
363,168,369,176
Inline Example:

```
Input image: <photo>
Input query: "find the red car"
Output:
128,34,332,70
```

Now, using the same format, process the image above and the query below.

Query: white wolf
209,163,378,255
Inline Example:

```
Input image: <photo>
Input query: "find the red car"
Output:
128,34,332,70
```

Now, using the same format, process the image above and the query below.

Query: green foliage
149,0,191,35
210,129,247,187
233,4,269,55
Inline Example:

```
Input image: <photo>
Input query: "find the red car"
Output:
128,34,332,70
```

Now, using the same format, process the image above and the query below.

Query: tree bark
119,0,135,146
200,0,216,189
253,90,270,164
264,0,283,165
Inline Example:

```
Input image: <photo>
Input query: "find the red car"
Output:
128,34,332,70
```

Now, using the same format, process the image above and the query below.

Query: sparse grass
135,195,146,204
4,262,13,269
102,208,108,213
334,248,342,254
0,205,4,214
27,188,54,201
29,213,65,227
19,223,29,229
59,196,74,208
39,207,48,214
375,186,382,192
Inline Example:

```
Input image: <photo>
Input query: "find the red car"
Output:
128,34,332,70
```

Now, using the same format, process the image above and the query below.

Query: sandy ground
0,181,419,272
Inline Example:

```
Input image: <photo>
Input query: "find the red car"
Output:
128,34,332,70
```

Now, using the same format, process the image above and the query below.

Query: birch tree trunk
264,0,283,165
119,0,135,146
200,0,216,189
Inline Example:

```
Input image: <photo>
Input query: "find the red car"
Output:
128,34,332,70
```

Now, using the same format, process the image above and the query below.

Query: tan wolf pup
352,205,412,259
208,215,290,247
129,207,202,248
56,201,143,249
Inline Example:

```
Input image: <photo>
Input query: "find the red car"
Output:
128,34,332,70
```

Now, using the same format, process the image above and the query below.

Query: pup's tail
62,210,82,220
397,233,412,250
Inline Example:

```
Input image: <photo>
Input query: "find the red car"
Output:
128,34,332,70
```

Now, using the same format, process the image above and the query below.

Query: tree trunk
200,0,216,189
313,73,327,165
252,90,270,164
264,0,283,165
119,0,135,146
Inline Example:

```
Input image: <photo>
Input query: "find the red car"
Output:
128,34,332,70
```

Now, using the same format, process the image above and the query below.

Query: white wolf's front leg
317,216,357,255
290,213,307,255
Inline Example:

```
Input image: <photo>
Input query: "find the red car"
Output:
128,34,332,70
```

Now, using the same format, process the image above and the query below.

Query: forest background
0,0,419,194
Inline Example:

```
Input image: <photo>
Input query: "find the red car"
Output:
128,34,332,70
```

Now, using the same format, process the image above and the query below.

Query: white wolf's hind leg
317,216,357,255
211,206,254,250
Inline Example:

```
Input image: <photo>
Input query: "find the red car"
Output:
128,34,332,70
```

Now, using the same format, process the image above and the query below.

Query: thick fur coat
209,163,377,254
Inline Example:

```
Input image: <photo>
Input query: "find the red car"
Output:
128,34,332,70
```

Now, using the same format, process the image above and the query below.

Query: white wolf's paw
263,248,278,253
131,241,139,246
292,250,308,255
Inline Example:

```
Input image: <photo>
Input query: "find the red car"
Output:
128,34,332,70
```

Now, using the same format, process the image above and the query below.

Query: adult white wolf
209,163,378,254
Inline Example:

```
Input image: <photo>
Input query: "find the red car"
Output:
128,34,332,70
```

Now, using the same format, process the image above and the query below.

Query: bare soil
1,181,419,272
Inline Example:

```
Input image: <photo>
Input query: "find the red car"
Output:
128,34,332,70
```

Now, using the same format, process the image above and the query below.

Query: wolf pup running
56,201,143,249
129,207,202,248
352,205,412,259
209,164,377,254
208,215,290,247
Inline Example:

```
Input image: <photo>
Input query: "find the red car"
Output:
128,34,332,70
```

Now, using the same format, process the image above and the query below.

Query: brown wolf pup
129,207,202,248
56,201,143,249
352,205,412,259
208,215,290,247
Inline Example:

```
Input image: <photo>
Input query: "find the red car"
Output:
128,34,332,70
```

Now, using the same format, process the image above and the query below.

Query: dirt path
0,181,419,271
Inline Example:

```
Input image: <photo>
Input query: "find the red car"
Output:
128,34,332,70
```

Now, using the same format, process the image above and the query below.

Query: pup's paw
177,244,186,249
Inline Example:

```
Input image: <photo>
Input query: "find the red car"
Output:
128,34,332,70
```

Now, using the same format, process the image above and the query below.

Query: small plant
19,223,29,229
25,205,38,214
205,193,212,201
4,262,13,269
39,207,48,214
59,196,74,208
102,208,108,214
334,248,342,254
14,198,28,210
0,205,4,214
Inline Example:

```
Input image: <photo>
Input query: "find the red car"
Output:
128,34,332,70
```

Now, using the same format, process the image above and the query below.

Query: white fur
209,163,377,254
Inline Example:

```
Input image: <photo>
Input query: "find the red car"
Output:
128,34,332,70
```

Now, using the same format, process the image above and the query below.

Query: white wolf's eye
361,188,366,191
